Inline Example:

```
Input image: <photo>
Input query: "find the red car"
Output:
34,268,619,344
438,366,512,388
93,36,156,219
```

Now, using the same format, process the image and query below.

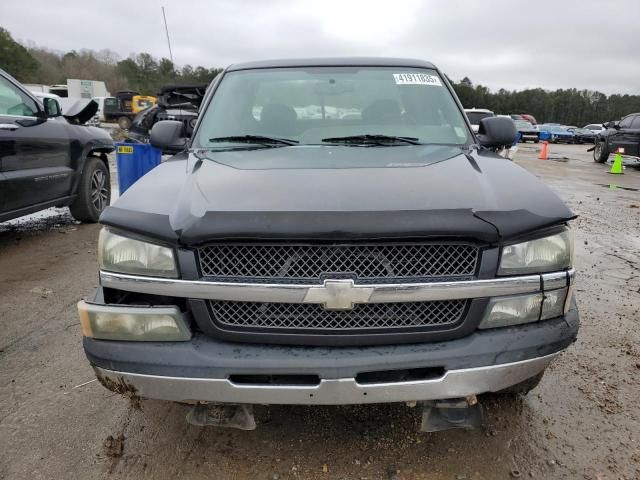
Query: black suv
593,112,640,163
0,69,114,223
79,58,578,429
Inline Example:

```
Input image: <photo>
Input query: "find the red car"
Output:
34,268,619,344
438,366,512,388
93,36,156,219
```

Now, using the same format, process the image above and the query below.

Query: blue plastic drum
115,143,162,194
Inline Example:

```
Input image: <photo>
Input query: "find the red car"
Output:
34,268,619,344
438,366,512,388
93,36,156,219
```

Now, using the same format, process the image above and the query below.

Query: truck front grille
208,299,467,332
198,243,479,283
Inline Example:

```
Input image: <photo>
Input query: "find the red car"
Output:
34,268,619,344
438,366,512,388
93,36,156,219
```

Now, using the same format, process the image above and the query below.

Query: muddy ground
0,143,638,480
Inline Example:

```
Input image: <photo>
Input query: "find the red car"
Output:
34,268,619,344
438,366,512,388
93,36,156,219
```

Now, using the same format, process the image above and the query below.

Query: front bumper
93,354,557,405
85,306,579,405
86,262,578,404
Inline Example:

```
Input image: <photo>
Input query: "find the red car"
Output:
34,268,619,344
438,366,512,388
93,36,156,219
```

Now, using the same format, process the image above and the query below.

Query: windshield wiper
321,134,422,146
208,135,299,146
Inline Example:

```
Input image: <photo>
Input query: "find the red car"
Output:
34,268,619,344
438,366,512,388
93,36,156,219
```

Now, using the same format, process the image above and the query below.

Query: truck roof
227,57,437,72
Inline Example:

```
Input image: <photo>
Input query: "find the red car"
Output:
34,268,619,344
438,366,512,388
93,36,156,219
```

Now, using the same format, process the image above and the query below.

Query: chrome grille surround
198,243,479,284
98,268,575,342
208,299,467,331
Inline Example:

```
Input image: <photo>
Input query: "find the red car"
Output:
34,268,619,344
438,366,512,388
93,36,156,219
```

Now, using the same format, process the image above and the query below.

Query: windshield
194,67,470,148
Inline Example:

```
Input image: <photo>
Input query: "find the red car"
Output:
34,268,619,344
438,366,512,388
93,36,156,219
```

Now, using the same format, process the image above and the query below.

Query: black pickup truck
593,112,640,163
0,68,114,223
79,58,578,430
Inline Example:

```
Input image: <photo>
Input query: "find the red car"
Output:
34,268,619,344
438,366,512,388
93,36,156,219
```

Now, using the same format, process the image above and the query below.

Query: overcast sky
1,0,638,94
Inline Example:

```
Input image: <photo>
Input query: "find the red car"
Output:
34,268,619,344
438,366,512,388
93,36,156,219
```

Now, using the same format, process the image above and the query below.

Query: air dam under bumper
93,354,557,405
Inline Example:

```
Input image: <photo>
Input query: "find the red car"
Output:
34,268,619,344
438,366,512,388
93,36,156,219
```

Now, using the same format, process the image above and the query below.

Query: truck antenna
161,6,175,65
161,6,180,103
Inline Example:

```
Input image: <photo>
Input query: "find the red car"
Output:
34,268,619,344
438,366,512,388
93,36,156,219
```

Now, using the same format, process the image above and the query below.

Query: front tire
594,141,609,163
69,157,111,223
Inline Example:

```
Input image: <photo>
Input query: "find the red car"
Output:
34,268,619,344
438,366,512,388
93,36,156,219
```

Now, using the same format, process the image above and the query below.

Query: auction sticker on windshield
393,73,442,86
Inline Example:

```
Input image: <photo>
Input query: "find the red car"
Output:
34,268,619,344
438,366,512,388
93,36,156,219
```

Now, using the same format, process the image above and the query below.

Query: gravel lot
1,143,639,480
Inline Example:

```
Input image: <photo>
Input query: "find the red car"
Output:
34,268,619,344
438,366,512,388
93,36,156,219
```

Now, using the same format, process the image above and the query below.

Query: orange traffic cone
538,141,548,160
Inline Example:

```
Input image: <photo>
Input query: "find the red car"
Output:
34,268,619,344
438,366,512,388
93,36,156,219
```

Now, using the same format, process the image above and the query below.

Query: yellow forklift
104,91,157,129
132,95,157,113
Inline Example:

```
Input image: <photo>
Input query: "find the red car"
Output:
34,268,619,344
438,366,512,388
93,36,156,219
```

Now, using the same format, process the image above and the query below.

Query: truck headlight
499,229,573,275
78,301,191,341
98,228,178,278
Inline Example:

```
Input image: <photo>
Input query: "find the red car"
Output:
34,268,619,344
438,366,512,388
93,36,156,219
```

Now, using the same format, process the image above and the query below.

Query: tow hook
419,395,483,432
186,403,257,430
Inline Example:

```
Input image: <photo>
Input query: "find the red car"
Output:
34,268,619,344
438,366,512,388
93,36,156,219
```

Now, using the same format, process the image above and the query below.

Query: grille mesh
198,243,479,283
209,300,467,331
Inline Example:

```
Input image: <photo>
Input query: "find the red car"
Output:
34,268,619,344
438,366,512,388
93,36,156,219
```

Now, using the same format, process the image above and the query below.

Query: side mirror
604,121,619,129
43,97,62,118
476,117,517,149
150,120,187,153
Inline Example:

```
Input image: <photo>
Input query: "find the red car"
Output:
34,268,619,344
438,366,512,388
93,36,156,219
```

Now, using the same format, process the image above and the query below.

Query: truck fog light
540,288,568,320
78,301,191,341
479,293,542,329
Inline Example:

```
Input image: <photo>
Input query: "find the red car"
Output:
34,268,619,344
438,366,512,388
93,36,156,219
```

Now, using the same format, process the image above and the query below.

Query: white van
92,96,117,122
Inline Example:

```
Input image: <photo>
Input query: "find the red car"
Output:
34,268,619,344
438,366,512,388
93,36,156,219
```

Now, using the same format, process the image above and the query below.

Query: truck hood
58,98,98,124
101,145,575,245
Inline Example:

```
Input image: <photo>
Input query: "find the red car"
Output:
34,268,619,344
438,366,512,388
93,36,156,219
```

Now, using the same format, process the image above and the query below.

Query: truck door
0,73,72,217
626,115,640,157
608,115,637,156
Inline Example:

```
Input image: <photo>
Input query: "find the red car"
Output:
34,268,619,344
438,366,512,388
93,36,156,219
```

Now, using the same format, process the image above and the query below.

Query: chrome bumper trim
99,269,574,305
93,353,558,405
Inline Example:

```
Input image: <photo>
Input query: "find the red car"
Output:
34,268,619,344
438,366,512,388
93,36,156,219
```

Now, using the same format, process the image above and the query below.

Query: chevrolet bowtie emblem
303,279,374,310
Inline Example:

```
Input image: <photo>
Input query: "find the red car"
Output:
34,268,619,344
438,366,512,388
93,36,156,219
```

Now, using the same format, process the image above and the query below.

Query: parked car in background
584,123,606,134
567,127,596,144
0,68,114,223
593,112,640,163
464,108,495,133
519,113,538,125
514,119,539,143
80,58,578,432
538,124,575,143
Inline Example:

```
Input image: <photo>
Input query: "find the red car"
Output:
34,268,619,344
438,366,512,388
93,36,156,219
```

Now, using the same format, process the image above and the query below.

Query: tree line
450,77,640,126
1,26,639,126
0,27,221,96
